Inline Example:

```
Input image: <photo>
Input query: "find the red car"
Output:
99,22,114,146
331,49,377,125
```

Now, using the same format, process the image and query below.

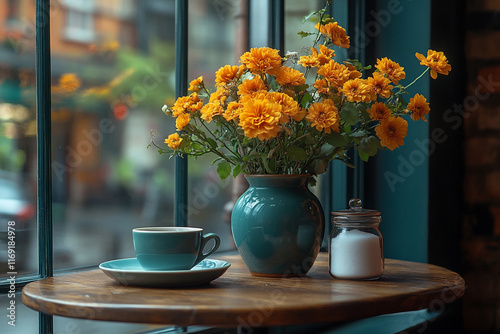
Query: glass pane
0,0,38,278
185,0,246,251
285,1,324,58
285,2,332,252
285,1,325,201
50,0,178,270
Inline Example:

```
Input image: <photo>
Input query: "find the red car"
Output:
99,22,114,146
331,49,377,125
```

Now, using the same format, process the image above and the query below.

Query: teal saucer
99,258,230,288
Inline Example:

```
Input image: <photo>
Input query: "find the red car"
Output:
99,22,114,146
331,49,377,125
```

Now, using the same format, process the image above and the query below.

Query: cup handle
194,233,220,266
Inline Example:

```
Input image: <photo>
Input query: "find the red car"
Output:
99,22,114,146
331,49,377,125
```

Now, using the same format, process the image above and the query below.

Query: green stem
199,118,242,161
404,67,429,90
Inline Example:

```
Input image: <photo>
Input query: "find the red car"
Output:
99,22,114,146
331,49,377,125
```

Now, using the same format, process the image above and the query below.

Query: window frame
0,1,373,333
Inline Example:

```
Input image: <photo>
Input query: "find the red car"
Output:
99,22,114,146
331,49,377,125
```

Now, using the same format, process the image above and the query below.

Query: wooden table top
22,253,465,328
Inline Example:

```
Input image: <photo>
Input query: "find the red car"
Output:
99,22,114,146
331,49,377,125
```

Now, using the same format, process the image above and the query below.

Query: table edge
21,257,466,327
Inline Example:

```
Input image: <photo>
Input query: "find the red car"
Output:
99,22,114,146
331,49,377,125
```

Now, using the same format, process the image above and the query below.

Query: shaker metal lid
331,198,381,216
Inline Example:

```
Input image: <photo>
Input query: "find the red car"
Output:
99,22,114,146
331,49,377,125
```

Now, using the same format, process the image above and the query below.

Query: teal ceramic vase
231,174,325,277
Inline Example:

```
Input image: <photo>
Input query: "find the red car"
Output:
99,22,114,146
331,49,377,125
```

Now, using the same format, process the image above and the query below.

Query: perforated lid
331,198,380,217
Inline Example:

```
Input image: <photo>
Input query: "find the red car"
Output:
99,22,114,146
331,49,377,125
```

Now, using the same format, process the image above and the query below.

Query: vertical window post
174,0,188,227
36,0,54,332
270,0,284,53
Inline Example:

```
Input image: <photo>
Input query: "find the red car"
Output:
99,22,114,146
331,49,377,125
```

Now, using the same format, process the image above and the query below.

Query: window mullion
269,0,284,52
36,0,53,280
36,0,54,333
347,0,366,201
174,0,189,227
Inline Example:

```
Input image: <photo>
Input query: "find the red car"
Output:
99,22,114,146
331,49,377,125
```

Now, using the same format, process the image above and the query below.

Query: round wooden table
22,253,465,329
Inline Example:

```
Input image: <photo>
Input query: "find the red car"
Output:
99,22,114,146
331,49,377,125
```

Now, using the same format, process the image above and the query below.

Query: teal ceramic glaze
99,258,231,287
231,175,325,276
133,227,220,271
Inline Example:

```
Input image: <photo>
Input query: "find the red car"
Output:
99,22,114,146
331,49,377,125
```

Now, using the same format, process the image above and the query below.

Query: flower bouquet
150,1,452,276
151,1,451,182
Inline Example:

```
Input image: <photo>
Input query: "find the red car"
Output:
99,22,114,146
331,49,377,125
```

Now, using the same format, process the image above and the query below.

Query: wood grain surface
22,253,465,328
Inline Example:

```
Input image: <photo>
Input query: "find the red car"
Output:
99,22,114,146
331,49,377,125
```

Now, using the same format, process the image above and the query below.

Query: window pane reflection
185,0,246,251
0,0,38,278
48,0,180,269
285,0,327,201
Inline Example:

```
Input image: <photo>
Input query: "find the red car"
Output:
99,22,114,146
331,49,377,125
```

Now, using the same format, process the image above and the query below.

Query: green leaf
300,93,313,109
298,31,314,38
179,138,191,150
319,143,335,158
241,71,254,81
262,154,276,174
303,134,316,145
345,59,363,70
356,102,369,119
360,136,380,157
287,145,308,162
190,142,202,150
339,103,359,126
293,84,309,93
232,164,242,178
324,131,348,147
206,137,217,149
314,159,329,175
217,161,231,180
358,149,370,162
269,78,279,91
349,129,366,138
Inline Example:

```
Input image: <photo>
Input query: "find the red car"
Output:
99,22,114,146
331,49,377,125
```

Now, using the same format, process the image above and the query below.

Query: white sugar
330,229,383,279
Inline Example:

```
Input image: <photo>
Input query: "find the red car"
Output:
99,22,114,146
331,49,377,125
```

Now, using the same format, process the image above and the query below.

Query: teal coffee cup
133,227,220,271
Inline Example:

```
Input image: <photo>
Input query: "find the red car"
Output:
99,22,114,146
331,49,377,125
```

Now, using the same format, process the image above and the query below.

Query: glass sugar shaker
329,198,384,280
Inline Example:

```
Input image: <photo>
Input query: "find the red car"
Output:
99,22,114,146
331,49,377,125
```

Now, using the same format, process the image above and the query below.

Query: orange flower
199,87,230,122
224,102,242,121
313,79,330,95
238,76,267,96
215,65,242,86
239,94,282,140
240,47,282,76
268,92,302,123
210,86,229,104
317,60,352,89
171,93,203,117
305,99,340,134
318,44,335,64
164,133,182,150
315,22,350,48
340,79,373,103
366,72,393,99
375,116,408,150
407,93,430,121
274,66,306,87
367,102,391,121
175,113,191,130
200,102,223,122
188,76,203,92
415,50,451,79
299,53,321,68
375,57,406,85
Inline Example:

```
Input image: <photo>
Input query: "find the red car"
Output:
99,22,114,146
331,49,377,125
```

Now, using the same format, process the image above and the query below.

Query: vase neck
244,174,310,188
